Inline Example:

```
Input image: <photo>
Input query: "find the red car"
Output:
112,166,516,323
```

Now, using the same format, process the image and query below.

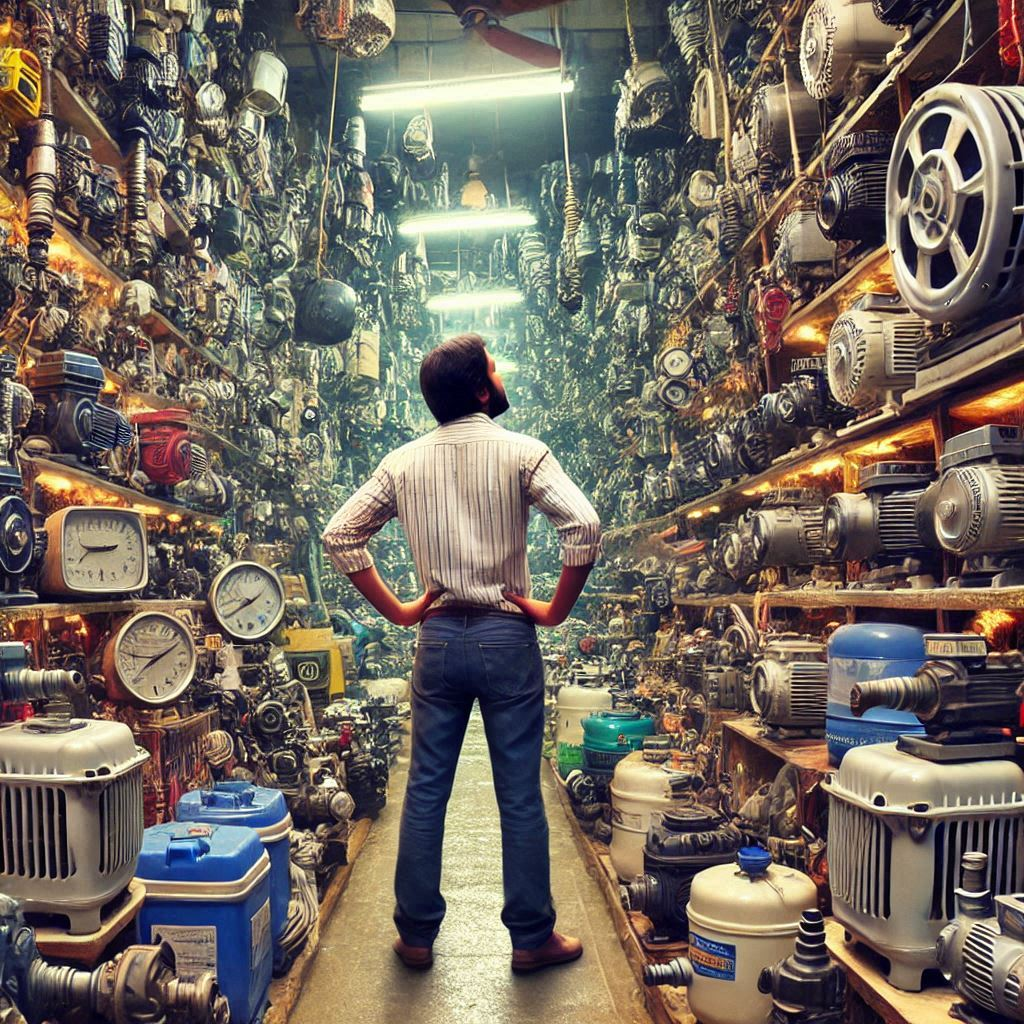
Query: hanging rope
553,9,582,312
624,0,639,66
316,49,341,278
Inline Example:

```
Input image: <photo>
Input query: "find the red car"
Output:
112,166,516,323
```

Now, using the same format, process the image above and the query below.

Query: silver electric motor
751,638,829,737
932,425,1024,556
751,490,829,568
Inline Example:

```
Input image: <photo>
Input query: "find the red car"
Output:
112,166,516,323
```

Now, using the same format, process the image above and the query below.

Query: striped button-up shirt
322,412,602,614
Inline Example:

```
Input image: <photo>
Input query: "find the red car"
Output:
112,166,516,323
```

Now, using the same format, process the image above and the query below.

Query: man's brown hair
419,333,490,424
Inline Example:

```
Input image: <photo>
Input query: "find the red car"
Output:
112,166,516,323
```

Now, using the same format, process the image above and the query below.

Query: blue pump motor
176,783,292,972
826,622,927,766
135,822,273,1024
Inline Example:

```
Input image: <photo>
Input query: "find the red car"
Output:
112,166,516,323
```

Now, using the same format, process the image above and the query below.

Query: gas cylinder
555,684,612,777
609,752,705,881
826,622,926,765
644,847,818,1024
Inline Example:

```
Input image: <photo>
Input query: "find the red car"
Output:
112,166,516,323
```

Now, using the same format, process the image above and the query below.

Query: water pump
937,852,1024,1024
757,910,845,1024
850,633,1024,759
0,893,228,1024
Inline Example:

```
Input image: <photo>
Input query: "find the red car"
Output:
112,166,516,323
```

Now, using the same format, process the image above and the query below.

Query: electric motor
887,84,1024,323
620,806,743,941
751,491,829,567
823,461,939,561
751,638,829,736
932,425,1024,556
817,131,894,242
826,292,925,410
799,0,902,100
937,852,1024,1023
751,81,820,162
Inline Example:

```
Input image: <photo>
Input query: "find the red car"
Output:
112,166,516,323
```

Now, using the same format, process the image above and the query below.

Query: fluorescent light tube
426,289,524,312
398,208,536,237
361,70,573,112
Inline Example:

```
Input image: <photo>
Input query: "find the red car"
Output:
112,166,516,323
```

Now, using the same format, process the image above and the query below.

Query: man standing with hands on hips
322,332,601,974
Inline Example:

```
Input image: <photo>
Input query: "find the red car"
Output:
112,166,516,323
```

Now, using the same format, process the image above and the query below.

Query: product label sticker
251,899,272,973
611,809,643,830
150,924,217,976
688,932,736,981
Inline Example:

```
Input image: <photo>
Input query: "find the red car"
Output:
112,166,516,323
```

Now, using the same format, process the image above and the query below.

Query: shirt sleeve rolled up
322,463,397,575
524,449,602,566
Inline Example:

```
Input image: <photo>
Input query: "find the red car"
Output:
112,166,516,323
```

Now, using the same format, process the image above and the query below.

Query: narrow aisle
292,709,652,1024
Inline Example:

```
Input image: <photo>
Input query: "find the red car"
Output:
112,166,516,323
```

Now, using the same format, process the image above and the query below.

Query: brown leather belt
422,605,523,622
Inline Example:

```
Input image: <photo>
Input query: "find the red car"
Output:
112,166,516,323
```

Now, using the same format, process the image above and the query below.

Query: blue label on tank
688,932,736,981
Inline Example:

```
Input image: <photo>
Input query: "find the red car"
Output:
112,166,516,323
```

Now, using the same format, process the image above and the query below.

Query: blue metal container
175,783,292,970
582,711,656,770
136,823,273,1024
827,623,927,766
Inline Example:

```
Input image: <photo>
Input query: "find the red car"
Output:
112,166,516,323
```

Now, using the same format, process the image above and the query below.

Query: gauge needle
129,645,177,682
78,544,119,563
222,592,262,616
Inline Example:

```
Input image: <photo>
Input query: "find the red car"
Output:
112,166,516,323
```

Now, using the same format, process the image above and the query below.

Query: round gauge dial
42,507,148,595
106,611,196,706
209,561,286,641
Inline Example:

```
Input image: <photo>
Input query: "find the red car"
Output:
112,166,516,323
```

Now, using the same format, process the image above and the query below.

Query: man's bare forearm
346,566,442,627
503,562,594,627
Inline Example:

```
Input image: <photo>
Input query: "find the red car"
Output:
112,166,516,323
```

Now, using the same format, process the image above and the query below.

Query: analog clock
102,611,196,706
208,561,286,641
40,507,148,596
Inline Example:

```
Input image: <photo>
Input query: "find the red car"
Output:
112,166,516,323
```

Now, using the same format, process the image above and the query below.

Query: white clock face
209,561,285,640
113,612,196,705
62,510,147,592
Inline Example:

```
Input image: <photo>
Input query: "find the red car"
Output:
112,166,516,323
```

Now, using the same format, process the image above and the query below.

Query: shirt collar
436,412,502,431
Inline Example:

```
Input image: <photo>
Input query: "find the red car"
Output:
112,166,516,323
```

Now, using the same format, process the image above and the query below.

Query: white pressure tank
609,751,705,881
555,684,613,777
644,847,818,1024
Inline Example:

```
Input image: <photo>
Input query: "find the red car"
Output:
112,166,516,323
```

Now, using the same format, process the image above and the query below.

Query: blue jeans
394,611,555,950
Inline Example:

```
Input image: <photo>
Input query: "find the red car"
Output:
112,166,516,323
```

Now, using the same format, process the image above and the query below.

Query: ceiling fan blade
469,23,562,68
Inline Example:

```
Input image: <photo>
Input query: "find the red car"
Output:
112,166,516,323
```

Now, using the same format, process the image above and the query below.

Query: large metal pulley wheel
887,85,1024,322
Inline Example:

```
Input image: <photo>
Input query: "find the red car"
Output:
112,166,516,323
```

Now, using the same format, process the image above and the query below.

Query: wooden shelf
0,598,206,621
51,70,121,168
23,455,224,524
141,309,241,382
585,591,642,604
757,586,1024,611
825,919,960,1024
722,716,830,775
781,246,891,351
674,593,755,608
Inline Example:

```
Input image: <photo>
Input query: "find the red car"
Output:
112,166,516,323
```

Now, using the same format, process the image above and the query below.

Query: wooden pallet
548,760,696,1024
825,919,961,1024
264,816,373,1024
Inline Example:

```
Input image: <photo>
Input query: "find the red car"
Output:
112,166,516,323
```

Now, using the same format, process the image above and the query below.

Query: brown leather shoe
393,937,433,969
511,931,583,973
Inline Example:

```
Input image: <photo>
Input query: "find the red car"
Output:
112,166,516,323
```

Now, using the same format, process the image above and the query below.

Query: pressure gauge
40,507,148,596
208,561,285,641
102,611,197,706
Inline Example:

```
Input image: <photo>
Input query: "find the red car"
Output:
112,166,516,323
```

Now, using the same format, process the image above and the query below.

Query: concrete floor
291,708,652,1024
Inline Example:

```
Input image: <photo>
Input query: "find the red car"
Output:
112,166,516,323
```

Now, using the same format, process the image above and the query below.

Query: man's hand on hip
346,566,443,627
504,562,594,628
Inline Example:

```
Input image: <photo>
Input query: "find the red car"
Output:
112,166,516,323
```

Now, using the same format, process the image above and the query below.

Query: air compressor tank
645,848,818,1024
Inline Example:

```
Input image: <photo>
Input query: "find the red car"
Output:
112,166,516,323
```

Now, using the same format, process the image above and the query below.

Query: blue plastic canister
135,823,273,1024
826,623,927,766
176,783,292,968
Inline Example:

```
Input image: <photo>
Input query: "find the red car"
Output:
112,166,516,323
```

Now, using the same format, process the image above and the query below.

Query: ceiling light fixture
361,70,573,112
426,289,524,312
398,208,536,237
